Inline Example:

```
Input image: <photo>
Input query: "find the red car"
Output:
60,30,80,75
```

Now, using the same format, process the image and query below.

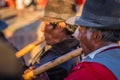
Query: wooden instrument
22,48,83,80
15,38,45,58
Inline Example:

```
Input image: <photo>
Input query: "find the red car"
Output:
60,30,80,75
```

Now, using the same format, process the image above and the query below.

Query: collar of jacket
51,37,79,55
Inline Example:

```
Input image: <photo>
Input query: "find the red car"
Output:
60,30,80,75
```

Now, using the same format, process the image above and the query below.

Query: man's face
44,23,64,45
77,26,95,55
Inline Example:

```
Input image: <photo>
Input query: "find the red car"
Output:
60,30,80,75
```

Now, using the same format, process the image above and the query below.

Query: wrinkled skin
77,26,108,55
44,24,67,45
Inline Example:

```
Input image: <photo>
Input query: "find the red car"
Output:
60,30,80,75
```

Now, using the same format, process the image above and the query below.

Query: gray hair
87,27,120,43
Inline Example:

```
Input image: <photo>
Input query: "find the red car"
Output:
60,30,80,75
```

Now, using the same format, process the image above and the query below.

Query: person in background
14,0,76,67
64,0,120,80
0,20,25,80
6,0,15,9
24,18,79,80
15,0,25,17
23,1,79,79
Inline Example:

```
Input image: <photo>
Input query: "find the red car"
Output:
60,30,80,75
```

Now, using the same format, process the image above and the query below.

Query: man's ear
92,31,102,42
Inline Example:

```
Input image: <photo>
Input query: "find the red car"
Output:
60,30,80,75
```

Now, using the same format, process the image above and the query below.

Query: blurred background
0,0,48,40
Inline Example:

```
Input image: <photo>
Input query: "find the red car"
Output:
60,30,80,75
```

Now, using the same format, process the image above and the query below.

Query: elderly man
65,0,120,80
24,19,79,80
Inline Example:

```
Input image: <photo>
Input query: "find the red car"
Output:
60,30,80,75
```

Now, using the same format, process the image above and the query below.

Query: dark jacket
36,37,79,80
0,32,25,80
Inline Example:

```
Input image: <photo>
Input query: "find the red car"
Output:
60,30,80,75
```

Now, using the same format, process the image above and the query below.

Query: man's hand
23,66,36,80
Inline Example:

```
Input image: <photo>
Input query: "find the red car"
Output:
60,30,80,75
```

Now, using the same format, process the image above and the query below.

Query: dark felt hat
0,20,8,31
40,0,75,22
74,0,120,29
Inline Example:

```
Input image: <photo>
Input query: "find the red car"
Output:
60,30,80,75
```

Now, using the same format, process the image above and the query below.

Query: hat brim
66,16,80,25
76,17,103,27
39,17,64,22
76,17,120,29
66,16,105,27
